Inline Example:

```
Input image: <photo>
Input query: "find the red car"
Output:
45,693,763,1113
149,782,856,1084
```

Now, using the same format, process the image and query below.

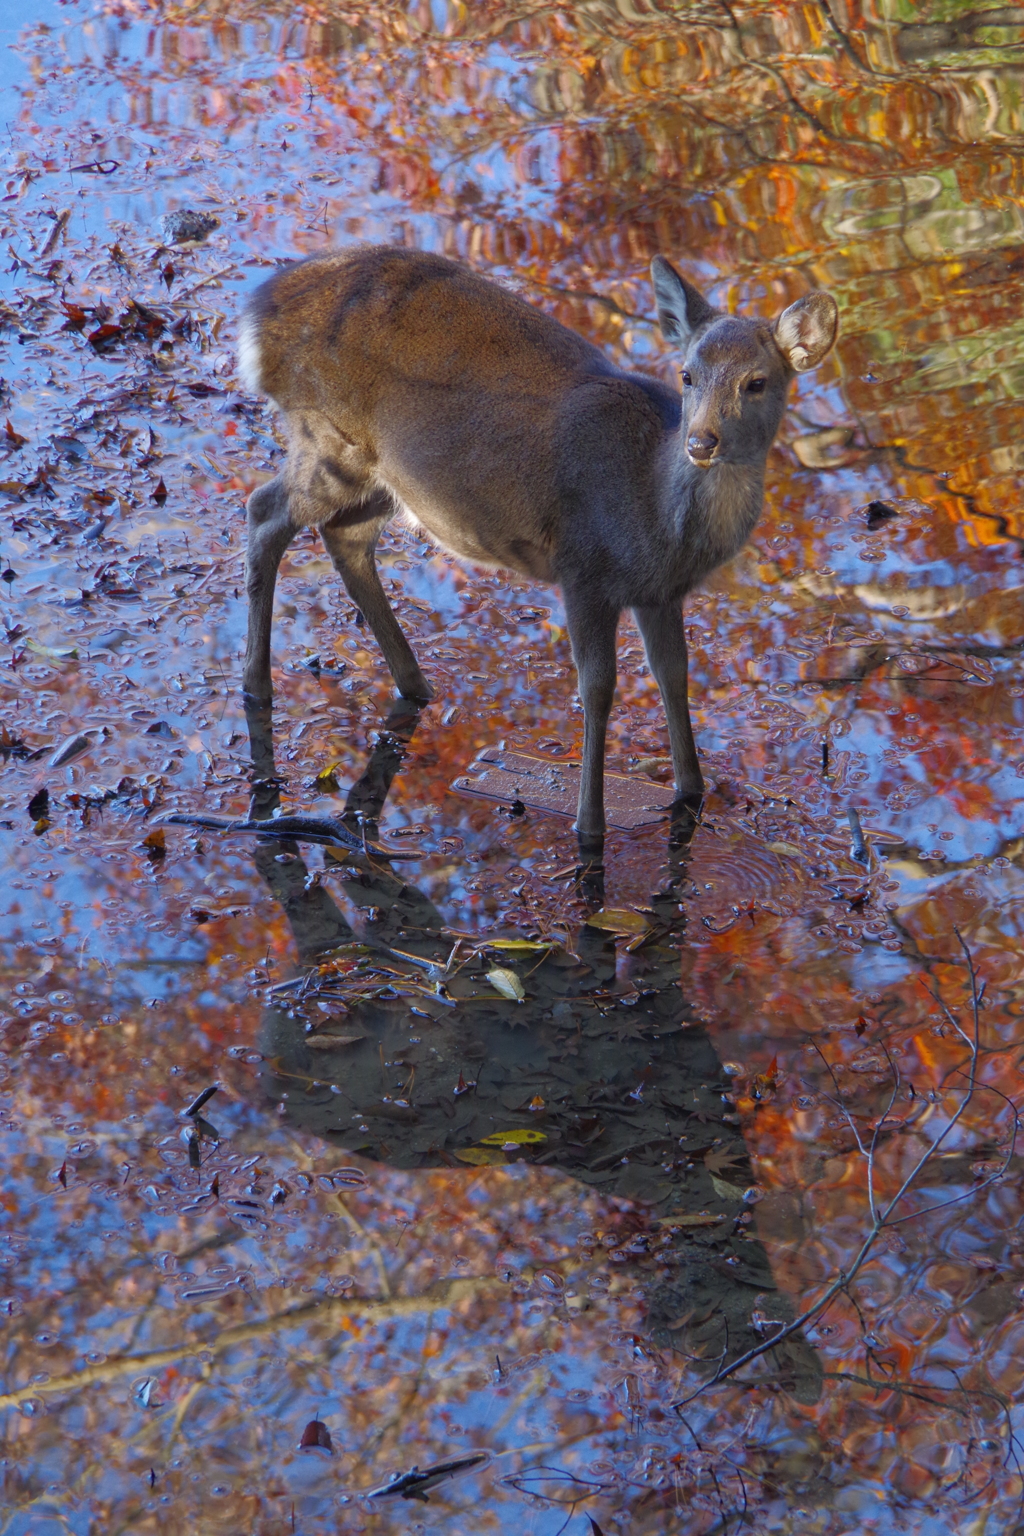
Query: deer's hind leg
243,410,386,703
320,488,433,703
243,473,299,703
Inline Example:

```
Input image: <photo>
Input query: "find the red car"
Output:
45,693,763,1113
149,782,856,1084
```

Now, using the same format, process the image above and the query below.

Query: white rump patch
237,313,263,395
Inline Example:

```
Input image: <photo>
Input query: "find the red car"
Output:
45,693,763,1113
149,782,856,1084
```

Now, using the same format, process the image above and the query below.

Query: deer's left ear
774,293,838,372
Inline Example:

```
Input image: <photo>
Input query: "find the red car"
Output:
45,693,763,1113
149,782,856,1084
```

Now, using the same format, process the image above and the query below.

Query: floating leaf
479,1128,546,1146
298,1417,333,1453
314,759,343,790
87,322,125,350
486,967,525,1002
141,828,166,858
584,908,650,936
453,1147,507,1165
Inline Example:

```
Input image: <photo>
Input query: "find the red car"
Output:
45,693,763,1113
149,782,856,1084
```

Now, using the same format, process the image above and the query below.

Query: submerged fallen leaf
584,908,651,936
486,967,525,1002
479,1128,546,1146
48,729,97,766
704,1145,745,1176
656,1212,723,1229
710,1175,748,1202
631,755,673,778
453,1147,507,1166
485,939,556,953
306,1033,366,1049
27,640,79,663
767,840,803,859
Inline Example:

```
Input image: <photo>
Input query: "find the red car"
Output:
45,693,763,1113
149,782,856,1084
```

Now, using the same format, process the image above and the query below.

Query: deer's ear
774,293,838,372
651,256,716,344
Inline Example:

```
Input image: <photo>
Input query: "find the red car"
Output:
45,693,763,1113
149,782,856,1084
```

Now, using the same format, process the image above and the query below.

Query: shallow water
3,2,1024,1531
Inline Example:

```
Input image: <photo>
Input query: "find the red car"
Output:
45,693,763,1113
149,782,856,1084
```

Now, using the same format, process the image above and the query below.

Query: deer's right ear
651,256,716,344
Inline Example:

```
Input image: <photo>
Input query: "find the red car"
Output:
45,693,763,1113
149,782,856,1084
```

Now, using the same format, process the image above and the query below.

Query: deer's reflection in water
215,698,822,1404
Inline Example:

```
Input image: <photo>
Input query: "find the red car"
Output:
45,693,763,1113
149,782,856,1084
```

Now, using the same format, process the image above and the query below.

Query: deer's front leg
564,588,620,839
633,600,704,802
242,474,298,703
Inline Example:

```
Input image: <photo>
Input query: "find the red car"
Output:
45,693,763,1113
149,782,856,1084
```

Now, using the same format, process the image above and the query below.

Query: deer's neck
665,446,765,590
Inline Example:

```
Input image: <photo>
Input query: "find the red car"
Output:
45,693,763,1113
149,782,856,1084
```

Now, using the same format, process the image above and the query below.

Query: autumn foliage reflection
2,0,1024,1530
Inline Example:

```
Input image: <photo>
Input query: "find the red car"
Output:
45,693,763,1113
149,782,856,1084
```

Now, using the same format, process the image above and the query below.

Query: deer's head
651,256,838,470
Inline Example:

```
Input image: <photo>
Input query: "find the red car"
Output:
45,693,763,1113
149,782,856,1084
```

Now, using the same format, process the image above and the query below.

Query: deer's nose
687,431,719,464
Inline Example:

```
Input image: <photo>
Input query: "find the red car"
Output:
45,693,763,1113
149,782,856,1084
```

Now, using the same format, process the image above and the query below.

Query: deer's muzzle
686,430,719,466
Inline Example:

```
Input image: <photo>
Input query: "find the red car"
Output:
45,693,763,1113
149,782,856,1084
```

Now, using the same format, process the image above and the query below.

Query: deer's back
242,247,676,580
245,246,617,405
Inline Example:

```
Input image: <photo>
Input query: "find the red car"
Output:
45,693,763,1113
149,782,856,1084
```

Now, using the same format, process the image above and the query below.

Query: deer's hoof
399,677,434,704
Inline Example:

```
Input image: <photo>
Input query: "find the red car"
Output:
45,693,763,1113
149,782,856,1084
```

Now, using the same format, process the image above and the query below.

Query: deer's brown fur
238,245,837,836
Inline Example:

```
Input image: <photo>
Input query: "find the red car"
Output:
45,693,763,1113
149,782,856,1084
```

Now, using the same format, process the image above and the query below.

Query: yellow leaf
657,1212,723,1229
25,638,78,660
485,939,556,953
479,1128,547,1146
315,760,343,789
710,1176,748,1202
767,841,802,859
453,1147,506,1165
486,967,525,1002
584,908,651,936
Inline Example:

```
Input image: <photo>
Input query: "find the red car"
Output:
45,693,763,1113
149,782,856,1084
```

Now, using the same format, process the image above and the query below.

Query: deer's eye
681,370,692,387
747,377,767,394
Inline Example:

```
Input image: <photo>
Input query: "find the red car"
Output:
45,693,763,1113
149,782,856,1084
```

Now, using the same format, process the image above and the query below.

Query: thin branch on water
673,931,1011,1411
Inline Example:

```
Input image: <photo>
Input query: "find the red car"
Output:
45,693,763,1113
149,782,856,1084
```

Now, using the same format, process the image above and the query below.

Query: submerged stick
158,811,420,858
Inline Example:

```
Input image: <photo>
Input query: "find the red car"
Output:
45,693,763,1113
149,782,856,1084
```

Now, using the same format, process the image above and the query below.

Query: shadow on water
186,698,824,1406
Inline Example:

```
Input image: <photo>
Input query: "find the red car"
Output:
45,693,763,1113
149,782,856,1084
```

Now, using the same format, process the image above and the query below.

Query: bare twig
673,934,1008,1410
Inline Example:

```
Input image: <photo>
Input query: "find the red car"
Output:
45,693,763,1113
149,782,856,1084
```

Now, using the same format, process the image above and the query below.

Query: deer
237,246,837,840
